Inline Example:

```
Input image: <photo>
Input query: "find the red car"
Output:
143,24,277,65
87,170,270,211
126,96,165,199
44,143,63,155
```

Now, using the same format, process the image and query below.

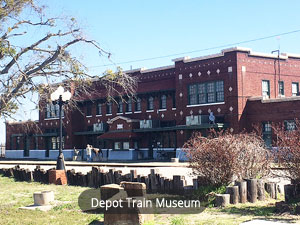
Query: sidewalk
0,159,189,168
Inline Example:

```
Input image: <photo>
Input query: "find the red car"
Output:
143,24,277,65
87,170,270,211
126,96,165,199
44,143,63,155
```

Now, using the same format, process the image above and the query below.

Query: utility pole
272,50,280,97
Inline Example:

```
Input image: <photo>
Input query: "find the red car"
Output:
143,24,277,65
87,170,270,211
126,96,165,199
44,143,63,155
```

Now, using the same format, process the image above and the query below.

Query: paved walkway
241,220,296,225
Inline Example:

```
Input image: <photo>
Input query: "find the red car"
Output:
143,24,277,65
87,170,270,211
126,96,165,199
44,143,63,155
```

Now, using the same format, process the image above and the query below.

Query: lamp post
50,86,72,170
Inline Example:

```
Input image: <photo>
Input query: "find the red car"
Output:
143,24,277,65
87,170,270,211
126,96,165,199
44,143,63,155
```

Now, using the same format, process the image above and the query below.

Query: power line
89,29,300,68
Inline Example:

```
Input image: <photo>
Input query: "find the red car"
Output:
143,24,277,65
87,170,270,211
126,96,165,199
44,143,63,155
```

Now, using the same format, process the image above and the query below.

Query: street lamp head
62,90,72,102
57,86,64,96
50,91,59,101
50,86,72,102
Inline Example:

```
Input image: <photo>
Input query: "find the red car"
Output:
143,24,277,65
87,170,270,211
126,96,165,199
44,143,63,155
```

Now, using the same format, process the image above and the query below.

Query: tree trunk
235,181,247,203
265,182,276,199
215,194,230,207
226,186,239,204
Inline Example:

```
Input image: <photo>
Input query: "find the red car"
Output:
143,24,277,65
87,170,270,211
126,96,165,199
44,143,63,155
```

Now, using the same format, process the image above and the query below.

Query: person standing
86,144,92,162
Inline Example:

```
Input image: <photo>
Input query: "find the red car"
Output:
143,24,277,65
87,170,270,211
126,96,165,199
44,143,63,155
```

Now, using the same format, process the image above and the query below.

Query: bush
184,130,272,186
273,119,300,182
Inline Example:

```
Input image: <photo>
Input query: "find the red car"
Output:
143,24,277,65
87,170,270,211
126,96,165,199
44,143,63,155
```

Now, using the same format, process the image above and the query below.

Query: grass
0,174,300,224
0,174,103,225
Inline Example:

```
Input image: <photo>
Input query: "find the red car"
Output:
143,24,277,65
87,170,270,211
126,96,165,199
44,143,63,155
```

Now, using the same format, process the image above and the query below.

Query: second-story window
135,98,141,111
106,102,112,114
45,103,63,119
188,85,197,105
126,98,132,112
207,82,216,103
117,100,123,113
160,95,167,109
188,81,224,105
147,96,154,110
278,81,284,96
198,83,206,104
86,102,92,116
292,82,299,96
96,102,102,115
262,80,270,99
216,81,224,102
172,93,176,108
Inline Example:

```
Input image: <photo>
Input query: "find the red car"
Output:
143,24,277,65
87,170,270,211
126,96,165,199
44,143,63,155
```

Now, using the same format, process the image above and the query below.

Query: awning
98,131,141,140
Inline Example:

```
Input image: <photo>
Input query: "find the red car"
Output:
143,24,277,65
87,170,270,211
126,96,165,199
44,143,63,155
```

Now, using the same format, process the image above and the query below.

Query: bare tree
183,130,272,186
273,119,300,182
0,0,137,118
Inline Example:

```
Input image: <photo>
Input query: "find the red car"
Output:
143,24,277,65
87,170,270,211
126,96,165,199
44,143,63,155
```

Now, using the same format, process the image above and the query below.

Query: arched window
126,98,132,112
135,98,141,111
160,95,167,109
147,96,154,110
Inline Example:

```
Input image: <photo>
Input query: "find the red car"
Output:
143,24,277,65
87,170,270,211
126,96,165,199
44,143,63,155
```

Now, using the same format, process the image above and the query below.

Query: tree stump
226,186,239,204
257,179,265,201
215,194,230,207
265,182,276,199
235,181,247,203
246,179,257,203
284,184,296,202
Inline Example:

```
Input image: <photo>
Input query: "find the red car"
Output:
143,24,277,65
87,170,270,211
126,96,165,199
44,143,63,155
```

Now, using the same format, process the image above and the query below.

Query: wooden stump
246,179,257,203
257,179,265,201
215,194,230,207
235,181,247,203
265,182,276,199
226,186,239,204
284,184,296,202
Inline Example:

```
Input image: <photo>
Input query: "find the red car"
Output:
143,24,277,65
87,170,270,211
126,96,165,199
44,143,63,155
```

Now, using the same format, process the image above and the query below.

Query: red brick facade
6,47,300,159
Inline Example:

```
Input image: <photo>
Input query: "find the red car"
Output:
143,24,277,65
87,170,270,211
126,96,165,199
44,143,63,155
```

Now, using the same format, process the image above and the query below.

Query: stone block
33,191,54,206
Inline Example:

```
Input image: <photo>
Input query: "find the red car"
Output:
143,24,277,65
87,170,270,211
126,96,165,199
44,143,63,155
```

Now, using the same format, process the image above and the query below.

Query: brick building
5,47,300,160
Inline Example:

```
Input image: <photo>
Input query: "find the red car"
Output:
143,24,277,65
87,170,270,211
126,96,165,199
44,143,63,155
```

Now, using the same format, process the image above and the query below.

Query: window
96,103,102,115
198,83,206,104
160,95,167,109
45,103,63,119
51,137,64,150
51,137,57,150
285,120,296,131
147,96,154,110
135,98,141,111
292,82,299,96
278,81,284,96
188,85,197,105
117,100,123,113
172,93,176,108
262,122,272,148
114,142,121,150
262,80,270,99
86,102,92,116
216,81,224,102
123,142,129,150
262,121,272,133
126,98,132,112
207,82,216,103
188,80,224,105
106,102,112,114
